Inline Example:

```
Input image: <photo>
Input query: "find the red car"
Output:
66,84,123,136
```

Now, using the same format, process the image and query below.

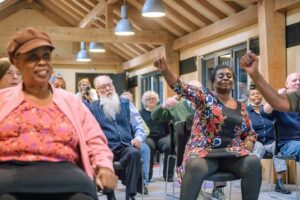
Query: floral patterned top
173,78,256,182
0,100,79,164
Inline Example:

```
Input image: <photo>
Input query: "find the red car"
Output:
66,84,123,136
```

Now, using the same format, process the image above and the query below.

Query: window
201,43,248,102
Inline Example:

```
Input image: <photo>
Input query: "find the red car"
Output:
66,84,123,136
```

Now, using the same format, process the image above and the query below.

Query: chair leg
142,161,144,200
268,159,273,193
229,181,232,200
165,155,178,199
295,161,299,200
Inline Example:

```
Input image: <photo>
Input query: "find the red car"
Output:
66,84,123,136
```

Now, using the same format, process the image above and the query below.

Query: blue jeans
141,143,150,185
280,140,300,161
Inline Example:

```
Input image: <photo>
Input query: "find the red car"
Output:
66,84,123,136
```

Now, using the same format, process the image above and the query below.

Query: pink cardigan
0,83,113,179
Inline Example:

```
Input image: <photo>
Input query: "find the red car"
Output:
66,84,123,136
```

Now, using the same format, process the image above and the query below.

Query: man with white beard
87,75,146,200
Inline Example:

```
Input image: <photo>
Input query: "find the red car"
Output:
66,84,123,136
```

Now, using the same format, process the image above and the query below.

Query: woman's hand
154,56,168,72
96,167,118,190
240,52,259,76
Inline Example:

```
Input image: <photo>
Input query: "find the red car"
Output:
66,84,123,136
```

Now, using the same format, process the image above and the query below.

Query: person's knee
244,155,262,174
185,158,206,174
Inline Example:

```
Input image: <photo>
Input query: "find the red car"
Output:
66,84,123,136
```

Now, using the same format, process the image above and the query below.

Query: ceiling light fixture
142,0,165,18
76,42,91,62
114,0,135,36
89,42,105,53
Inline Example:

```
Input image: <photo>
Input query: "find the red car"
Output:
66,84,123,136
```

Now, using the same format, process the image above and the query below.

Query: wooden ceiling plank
132,44,149,54
0,0,19,12
197,0,227,19
223,1,244,13
71,0,91,13
79,0,106,28
162,1,199,32
274,0,300,11
35,5,72,26
58,0,86,18
105,44,132,60
173,0,212,26
122,46,164,70
39,1,77,26
0,1,27,21
113,43,138,58
123,44,144,55
83,0,96,8
173,5,258,50
49,0,81,22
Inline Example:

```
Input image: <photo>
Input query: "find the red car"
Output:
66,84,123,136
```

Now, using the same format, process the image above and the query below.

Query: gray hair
141,90,159,107
94,75,113,89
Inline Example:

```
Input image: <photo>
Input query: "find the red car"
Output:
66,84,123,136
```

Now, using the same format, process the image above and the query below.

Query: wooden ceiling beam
47,0,81,22
113,43,138,58
51,54,124,65
122,46,164,70
71,0,91,13
79,0,106,28
173,5,258,50
0,0,19,11
274,0,300,11
0,1,27,21
104,44,132,60
0,26,169,44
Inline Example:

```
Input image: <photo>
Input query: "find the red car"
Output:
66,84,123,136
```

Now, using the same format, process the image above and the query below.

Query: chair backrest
273,120,279,154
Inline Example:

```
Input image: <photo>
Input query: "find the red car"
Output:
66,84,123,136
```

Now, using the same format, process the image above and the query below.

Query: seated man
247,84,291,194
87,75,147,200
261,73,300,162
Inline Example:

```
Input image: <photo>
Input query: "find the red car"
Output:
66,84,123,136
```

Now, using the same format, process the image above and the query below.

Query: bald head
188,80,202,88
285,72,300,92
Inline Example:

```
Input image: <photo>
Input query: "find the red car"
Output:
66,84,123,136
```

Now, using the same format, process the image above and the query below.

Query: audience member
140,90,175,182
154,56,262,200
0,27,117,200
240,52,299,112
87,75,147,200
259,73,300,163
0,57,21,89
76,78,98,103
120,91,151,194
49,72,66,89
247,84,291,194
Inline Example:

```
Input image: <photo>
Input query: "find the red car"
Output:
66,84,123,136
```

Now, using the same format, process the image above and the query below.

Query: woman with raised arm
154,56,262,200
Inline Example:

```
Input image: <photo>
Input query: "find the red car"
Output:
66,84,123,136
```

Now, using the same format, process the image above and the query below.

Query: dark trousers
180,155,262,200
0,193,93,200
104,145,141,198
145,136,175,181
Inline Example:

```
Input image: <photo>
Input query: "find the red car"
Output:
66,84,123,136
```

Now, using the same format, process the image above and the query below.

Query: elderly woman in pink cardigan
0,27,117,200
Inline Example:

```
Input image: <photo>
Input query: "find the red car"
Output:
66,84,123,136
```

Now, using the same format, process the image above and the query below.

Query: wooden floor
98,165,299,200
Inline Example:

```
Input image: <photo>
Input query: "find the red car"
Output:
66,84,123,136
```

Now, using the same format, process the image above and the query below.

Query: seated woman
0,57,22,89
0,27,117,200
49,72,66,89
154,56,262,200
139,91,175,182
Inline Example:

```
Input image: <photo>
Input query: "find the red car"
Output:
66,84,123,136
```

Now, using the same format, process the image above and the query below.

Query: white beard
100,92,120,119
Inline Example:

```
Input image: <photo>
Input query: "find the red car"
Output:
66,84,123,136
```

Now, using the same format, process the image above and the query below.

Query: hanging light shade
89,42,105,53
76,42,91,62
142,0,165,18
115,5,135,36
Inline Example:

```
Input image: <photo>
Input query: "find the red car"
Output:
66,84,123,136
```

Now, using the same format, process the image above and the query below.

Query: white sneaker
211,188,226,200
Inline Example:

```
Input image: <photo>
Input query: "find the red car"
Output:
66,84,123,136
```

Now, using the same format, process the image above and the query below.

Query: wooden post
163,41,179,99
258,0,286,90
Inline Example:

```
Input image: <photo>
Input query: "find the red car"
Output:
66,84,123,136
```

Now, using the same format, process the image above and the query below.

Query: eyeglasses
97,83,113,90
146,97,157,101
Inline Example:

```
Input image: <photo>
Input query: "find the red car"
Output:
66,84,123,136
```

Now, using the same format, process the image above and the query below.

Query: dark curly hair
210,65,236,85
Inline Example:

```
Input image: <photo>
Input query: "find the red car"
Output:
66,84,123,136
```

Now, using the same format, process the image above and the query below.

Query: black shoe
165,177,173,182
126,196,136,200
275,180,292,194
106,193,116,200
144,185,149,195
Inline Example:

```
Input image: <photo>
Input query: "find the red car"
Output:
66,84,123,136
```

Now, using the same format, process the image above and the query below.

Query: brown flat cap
6,27,54,62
